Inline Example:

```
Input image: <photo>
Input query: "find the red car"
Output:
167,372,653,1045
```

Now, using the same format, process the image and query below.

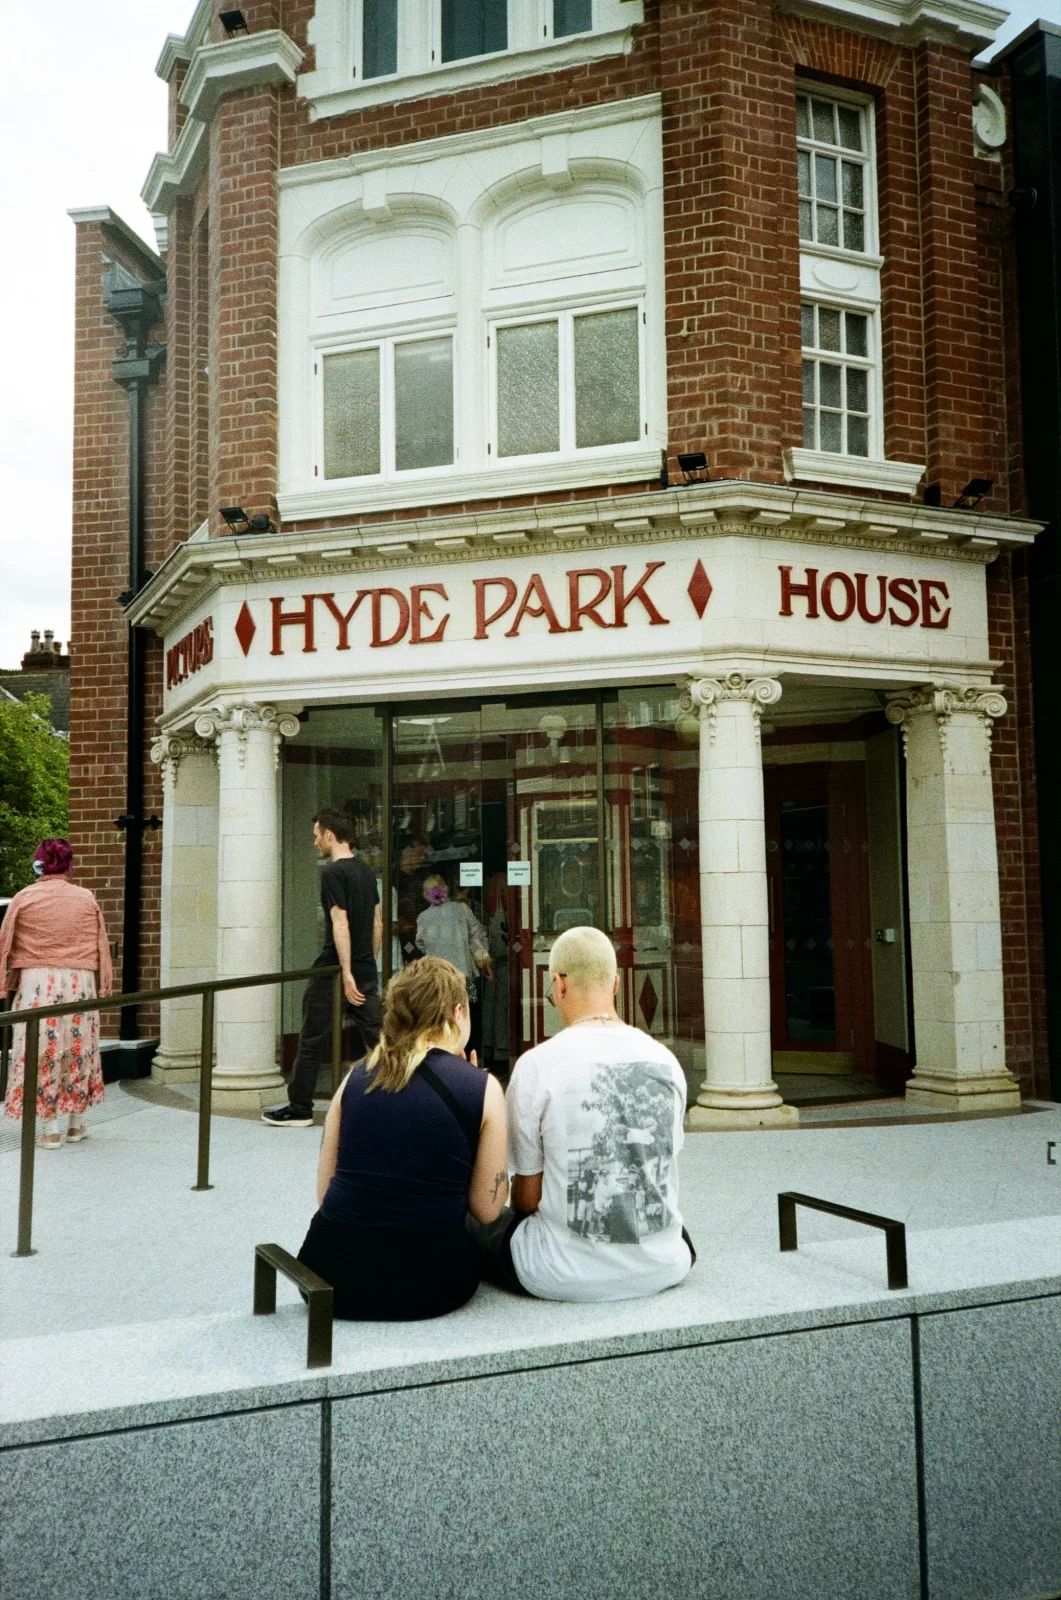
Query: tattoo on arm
491,1170,509,1202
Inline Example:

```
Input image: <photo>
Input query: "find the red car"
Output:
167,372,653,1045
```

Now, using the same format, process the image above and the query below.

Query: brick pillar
164,196,194,547
68,221,135,1031
915,42,989,504
659,0,800,483
208,84,281,534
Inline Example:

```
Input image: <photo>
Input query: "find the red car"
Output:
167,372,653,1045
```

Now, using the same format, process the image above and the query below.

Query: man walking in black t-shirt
263,808,382,1127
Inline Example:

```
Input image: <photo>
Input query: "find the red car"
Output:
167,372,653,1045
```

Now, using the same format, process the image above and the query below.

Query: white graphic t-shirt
507,1023,691,1303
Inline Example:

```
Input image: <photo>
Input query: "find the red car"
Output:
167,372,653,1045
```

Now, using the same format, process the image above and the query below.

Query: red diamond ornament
687,559,713,619
235,602,257,656
638,974,659,1031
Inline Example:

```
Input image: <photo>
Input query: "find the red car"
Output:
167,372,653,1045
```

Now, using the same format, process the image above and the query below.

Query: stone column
150,732,219,1083
681,673,798,1129
886,684,1019,1110
194,703,300,1109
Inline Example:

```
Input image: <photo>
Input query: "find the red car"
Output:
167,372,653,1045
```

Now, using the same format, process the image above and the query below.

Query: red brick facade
68,1,1049,1095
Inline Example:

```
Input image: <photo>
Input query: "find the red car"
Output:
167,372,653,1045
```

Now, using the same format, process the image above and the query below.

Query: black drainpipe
103,260,166,1038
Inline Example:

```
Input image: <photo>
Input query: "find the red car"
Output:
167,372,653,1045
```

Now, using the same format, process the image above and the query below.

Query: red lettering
887,577,919,627
855,574,888,624
919,579,951,629
410,584,450,645
318,591,368,650
568,569,613,631
368,589,410,648
779,566,819,618
474,578,517,639
271,595,317,655
166,617,213,687
821,571,856,622
504,575,567,637
612,562,668,627
166,645,178,689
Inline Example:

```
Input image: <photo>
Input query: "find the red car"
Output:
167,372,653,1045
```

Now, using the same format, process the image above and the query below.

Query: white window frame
785,82,923,494
799,297,883,462
488,299,647,466
316,324,459,485
300,0,643,118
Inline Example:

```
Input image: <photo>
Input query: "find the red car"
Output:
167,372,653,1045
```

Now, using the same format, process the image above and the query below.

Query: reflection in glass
573,308,640,449
323,348,380,479
441,0,507,61
394,337,453,471
554,0,593,34
362,0,398,77
497,321,560,457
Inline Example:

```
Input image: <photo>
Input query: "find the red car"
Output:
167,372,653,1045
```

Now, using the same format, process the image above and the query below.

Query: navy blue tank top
321,1048,487,1231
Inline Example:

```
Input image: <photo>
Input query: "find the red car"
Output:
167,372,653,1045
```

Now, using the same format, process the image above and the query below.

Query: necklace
571,1012,621,1027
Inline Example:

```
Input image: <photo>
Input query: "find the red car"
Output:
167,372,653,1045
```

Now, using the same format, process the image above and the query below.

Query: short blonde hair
548,926,617,989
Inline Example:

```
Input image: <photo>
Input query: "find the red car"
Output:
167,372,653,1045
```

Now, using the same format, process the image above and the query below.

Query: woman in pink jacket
0,839,112,1148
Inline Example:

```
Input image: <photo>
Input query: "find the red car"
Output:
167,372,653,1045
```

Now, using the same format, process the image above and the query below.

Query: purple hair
33,839,73,877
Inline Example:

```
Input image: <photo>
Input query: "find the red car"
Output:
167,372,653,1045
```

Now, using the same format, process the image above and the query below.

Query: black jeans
287,974,381,1114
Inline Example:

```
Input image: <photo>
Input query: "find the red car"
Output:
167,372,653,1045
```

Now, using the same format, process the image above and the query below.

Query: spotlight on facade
219,10,249,36
677,451,709,484
220,505,248,528
923,483,942,507
953,478,993,510
247,513,274,533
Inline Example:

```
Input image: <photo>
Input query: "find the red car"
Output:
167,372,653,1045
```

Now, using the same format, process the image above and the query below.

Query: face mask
31,861,44,878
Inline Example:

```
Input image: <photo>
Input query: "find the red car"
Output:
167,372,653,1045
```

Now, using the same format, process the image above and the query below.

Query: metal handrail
3,964,342,1259
254,1242,333,1369
777,1191,909,1290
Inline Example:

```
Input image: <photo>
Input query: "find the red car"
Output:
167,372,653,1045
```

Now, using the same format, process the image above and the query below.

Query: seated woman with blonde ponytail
297,956,509,1320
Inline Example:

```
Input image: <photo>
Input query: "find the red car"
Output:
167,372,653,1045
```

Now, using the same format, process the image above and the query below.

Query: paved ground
1,1083,1058,1342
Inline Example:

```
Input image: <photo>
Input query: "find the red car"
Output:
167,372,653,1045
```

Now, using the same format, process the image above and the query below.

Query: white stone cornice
277,93,663,191
155,0,212,81
125,480,1045,638
783,449,926,498
179,30,305,124
141,114,207,216
776,0,1007,50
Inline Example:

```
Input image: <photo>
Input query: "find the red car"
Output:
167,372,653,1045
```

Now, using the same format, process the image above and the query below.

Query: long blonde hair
364,956,468,1092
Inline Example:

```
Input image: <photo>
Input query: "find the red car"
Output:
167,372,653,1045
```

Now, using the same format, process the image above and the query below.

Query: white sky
0,0,1057,670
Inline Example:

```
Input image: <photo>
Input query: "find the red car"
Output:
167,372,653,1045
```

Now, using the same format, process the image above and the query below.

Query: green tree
0,693,69,896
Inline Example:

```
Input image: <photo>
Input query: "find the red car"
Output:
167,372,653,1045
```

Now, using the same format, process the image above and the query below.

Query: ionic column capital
150,730,213,783
680,673,782,744
193,702,301,769
886,683,1007,756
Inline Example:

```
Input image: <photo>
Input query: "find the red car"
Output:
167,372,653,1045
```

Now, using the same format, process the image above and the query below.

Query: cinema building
68,0,1053,1121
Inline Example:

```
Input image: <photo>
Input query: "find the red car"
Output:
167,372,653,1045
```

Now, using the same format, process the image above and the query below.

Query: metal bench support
254,1243,334,1368
778,1190,908,1290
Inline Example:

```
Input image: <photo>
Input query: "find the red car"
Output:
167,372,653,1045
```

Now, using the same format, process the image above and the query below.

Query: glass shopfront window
281,688,704,1095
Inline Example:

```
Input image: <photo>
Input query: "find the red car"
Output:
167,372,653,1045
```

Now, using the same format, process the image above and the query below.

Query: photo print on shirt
565,1062,680,1243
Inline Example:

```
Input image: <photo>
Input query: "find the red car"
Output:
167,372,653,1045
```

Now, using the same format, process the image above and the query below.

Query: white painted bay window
785,88,924,495
301,0,641,114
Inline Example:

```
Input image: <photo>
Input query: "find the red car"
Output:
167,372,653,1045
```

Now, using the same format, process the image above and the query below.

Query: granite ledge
2,1216,1059,1450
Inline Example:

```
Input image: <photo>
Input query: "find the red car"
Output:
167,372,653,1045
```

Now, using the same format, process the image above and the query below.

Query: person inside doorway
263,809,382,1128
469,926,693,1302
298,956,508,1319
395,834,429,965
415,874,491,1060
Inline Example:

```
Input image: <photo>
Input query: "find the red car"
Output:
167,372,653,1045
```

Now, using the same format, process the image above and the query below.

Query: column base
904,1073,1022,1113
686,1102,800,1131
151,1050,200,1086
210,1073,287,1112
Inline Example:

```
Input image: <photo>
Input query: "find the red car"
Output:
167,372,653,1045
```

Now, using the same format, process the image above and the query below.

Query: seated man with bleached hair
468,926,694,1303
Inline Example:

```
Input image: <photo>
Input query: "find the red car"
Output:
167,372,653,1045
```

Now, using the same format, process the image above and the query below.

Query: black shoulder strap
418,1061,481,1156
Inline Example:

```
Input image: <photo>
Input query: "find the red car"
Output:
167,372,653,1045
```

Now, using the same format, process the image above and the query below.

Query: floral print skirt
3,968,104,1123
